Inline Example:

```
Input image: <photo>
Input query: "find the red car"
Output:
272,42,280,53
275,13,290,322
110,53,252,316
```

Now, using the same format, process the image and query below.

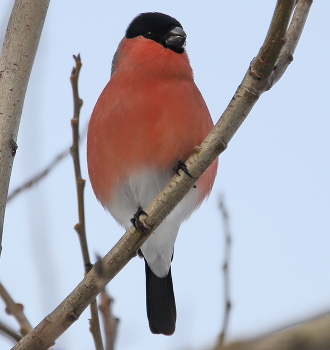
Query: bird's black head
126,12,186,54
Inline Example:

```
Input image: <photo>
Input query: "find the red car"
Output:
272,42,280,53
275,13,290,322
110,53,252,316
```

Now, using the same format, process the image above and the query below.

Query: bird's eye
145,31,153,38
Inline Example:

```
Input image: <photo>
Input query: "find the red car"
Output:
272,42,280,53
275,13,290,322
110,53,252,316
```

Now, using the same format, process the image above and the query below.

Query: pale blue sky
1,1,329,350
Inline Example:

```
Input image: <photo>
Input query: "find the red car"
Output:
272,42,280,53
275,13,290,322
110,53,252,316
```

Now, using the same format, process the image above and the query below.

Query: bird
87,12,218,336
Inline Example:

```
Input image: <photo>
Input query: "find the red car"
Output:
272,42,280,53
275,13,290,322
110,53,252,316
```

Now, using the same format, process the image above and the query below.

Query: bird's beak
165,27,187,51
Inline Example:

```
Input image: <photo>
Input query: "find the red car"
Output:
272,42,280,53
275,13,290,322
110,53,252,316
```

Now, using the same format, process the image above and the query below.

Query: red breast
87,36,217,208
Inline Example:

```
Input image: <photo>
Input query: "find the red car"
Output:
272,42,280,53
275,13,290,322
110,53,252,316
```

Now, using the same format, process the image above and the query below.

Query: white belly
108,170,200,277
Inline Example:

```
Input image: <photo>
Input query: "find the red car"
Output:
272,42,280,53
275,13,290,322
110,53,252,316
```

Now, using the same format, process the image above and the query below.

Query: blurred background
0,1,329,349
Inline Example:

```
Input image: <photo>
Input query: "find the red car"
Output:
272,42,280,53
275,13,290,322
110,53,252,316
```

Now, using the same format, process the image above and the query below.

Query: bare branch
250,0,295,80
267,0,313,89
7,122,88,203
0,0,50,255
70,54,104,350
0,321,22,343
70,54,91,273
89,300,104,350
99,289,119,350
7,147,69,203
11,1,312,348
0,283,32,336
217,196,232,348
219,312,330,350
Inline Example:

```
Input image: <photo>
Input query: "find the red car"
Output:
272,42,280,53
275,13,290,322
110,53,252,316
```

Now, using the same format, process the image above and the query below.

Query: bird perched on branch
87,12,218,335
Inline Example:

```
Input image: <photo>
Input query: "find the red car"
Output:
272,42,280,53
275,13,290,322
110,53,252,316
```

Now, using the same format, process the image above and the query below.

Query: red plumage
87,12,218,335
88,37,216,206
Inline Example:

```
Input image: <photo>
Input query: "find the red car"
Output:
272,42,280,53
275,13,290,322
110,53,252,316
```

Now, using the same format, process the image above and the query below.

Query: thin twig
218,196,232,348
7,148,69,203
0,283,32,336
11,2,313,348
89,299,104,350
250,0,296,80
99,289,119,350
70,54,104,350
267,0,313,89
0,320,22,343
7,123,88,203
70,54,90,272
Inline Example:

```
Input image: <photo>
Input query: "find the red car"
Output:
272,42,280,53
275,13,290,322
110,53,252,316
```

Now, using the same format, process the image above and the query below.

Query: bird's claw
137,249,144,258
173,160,194,178
131,206,150,235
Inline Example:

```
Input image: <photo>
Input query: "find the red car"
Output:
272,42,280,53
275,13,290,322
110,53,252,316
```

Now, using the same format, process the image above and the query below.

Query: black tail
145,259,176,335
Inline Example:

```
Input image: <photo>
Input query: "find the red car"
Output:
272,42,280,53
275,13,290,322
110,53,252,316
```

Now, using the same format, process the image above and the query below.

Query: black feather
145,259,176,335
126,12,185,53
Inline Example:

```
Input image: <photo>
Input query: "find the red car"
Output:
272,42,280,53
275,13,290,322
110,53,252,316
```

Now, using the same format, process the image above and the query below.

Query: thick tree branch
11,1,311,349
0,0,50,255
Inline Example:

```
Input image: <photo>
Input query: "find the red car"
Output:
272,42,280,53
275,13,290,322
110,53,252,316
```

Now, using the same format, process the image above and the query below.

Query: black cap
126,12,186,53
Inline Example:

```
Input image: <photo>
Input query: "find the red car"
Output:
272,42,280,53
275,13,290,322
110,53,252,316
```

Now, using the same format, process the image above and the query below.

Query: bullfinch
87,12,218,335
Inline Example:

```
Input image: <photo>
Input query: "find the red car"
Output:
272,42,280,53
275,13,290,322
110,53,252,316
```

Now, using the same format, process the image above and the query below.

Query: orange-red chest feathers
87,36,217,207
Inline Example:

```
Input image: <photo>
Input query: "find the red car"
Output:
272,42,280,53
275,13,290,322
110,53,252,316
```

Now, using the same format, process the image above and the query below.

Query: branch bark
11,0,312,349
267,0,313,89
0,0,50,255
216,313,330,350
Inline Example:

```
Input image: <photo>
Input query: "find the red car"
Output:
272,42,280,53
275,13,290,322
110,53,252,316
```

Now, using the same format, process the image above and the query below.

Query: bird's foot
137,249,144,258
131,207,150,235
173,160,194,178
173,160,196,188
